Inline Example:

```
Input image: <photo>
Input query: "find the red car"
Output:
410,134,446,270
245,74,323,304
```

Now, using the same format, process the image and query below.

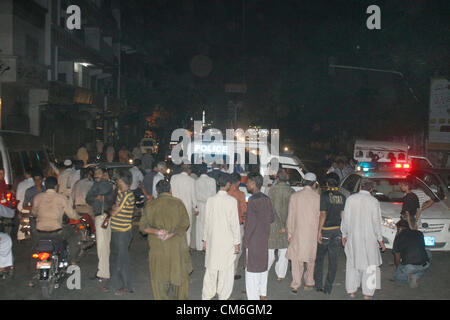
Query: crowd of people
0,144,433,300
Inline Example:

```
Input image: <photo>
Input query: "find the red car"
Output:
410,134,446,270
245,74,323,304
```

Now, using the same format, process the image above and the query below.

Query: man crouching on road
393,219,431,288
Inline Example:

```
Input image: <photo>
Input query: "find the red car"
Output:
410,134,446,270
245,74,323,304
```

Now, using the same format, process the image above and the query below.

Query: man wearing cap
286,172,320,294
314,174,346,294
58,160,75,197
341,178,385,299
392,219,431,288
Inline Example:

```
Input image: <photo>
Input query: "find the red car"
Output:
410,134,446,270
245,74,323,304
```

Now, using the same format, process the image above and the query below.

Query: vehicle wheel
40,281,54,299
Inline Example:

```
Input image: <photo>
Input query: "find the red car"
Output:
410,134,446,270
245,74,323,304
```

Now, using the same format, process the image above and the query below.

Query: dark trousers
314,228,341,292
109,230,133,291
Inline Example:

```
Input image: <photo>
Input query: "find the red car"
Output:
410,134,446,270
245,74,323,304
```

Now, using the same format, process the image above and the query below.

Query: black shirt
401,192,420,221
320,189,346,228
393,229,429,265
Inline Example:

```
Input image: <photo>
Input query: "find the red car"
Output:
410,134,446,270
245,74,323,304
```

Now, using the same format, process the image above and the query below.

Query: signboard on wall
428,78,450,151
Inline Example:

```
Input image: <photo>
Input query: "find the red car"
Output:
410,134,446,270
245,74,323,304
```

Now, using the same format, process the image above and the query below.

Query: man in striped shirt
104,171,135,295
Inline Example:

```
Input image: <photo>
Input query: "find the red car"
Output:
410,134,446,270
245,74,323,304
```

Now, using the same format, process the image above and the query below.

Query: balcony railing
52,26,116,66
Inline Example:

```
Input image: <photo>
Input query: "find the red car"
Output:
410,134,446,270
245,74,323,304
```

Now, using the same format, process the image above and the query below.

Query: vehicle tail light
6,193,12,201
79,225,85,230
395,163,402,168
33,252,50,261
403,164,410,169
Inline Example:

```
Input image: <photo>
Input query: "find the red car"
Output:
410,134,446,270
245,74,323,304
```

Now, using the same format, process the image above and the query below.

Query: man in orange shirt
228,172,247,280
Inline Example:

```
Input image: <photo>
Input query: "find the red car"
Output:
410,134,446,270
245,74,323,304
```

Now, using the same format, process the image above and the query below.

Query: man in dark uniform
314,174,346,294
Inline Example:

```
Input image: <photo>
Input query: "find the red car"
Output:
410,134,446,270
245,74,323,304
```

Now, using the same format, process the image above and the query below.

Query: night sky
119,0,449,146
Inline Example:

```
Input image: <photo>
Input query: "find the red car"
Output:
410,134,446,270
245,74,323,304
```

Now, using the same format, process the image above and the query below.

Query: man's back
320,189,346,228
393,229,429,266
33,190,77,231
72,178,94,206
142,153,154,170
58,168,73,195
139,193,192,283
195,174,216,203
341,190,383,270
204,191,240,269
170,173,196,213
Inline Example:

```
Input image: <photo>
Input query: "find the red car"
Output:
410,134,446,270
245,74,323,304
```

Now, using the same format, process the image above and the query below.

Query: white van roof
354,140,409,152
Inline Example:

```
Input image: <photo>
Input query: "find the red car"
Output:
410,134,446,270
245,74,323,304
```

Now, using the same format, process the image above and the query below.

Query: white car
140,138,158,154
340,171,450,251
238,159,306,201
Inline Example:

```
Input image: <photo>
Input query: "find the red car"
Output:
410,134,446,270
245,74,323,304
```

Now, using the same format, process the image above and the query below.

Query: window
341,174,360,194
421,173,445,200
411,158,432,169
371,177,437,202
9,152,24,180
285,168,302,186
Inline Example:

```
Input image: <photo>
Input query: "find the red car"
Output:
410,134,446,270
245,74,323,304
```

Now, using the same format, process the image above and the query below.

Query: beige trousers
95,214,111,279
290,260,315,289
202,264,235,300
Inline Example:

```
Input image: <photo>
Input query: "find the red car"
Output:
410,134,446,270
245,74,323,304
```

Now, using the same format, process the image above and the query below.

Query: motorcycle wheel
40,280,55,299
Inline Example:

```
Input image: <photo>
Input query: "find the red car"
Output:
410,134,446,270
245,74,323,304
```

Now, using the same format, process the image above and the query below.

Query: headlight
382,217,397,229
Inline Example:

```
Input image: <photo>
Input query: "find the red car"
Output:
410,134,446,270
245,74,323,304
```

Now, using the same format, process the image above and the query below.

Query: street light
328,62,420,102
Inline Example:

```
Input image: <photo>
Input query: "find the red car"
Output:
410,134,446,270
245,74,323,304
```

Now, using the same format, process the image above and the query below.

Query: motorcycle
32,238,69,298
133,188,145,222
69,214,96,259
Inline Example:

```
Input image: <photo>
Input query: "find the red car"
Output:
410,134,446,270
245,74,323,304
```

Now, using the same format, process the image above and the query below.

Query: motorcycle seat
36,239,67,253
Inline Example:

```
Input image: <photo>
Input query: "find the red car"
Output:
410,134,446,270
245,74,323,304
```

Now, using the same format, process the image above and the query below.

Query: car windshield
370,177,436,202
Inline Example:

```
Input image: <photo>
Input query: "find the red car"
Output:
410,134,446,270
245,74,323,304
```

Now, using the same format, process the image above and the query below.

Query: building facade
0,0,127,159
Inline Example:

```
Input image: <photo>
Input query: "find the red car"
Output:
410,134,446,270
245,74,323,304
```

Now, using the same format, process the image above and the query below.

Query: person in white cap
57,159,75,197
286,172,320,294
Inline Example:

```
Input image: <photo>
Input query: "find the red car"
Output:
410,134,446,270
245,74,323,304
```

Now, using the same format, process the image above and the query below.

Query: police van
340,140,450,251
183,139,307,199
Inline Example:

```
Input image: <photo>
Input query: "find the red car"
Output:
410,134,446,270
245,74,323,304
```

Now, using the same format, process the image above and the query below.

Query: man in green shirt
139,179,192,300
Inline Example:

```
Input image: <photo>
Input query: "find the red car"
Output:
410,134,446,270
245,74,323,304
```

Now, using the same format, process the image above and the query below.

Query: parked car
340,171,450,251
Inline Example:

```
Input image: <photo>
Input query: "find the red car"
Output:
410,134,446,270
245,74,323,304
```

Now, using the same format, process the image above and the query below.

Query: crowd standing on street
0,144,433,299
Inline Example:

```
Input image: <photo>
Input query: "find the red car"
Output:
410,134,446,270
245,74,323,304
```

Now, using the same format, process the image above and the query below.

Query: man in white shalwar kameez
0,204,15,274
195,164,217,251
170,164,198,247
202,173,241,300
341,178,386,299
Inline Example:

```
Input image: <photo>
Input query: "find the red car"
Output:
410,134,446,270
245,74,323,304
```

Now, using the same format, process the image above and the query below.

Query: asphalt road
1,226,450,300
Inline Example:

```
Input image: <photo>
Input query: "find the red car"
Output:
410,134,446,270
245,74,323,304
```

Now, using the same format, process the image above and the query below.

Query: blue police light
357,162,376,172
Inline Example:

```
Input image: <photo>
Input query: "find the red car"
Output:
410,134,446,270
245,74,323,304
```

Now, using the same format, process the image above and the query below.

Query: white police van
184,139,306,200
